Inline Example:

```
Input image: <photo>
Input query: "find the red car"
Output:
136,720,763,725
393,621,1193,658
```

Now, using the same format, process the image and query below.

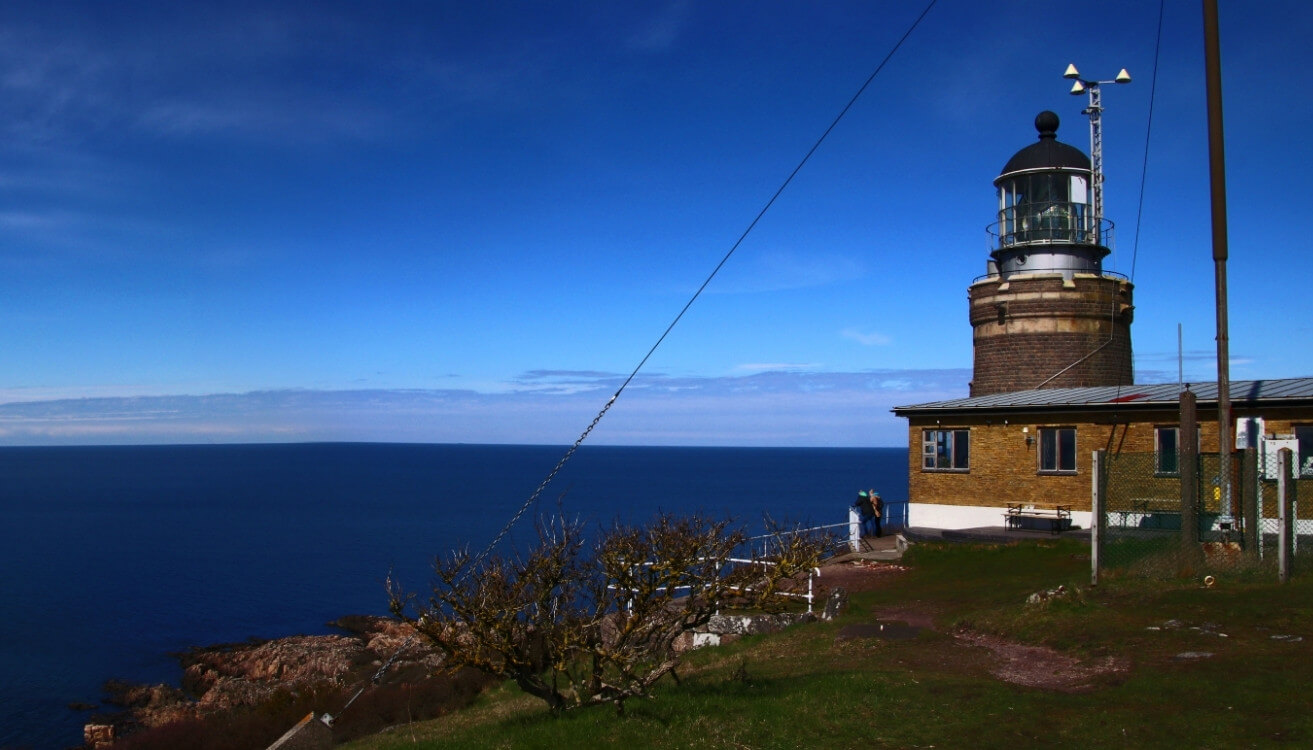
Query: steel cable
335,0,940,717
463,0,939,577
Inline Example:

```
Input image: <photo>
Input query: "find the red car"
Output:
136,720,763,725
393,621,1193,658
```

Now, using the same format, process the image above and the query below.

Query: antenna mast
1064,64,1132,226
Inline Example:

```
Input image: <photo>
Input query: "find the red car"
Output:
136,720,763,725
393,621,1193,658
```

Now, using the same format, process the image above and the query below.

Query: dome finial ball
1034,111,1060,139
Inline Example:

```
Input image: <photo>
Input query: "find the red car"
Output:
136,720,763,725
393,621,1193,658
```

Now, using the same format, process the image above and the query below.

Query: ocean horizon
0,442,907,749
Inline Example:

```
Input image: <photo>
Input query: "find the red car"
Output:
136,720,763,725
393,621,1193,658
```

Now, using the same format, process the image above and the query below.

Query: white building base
910,502,1092,532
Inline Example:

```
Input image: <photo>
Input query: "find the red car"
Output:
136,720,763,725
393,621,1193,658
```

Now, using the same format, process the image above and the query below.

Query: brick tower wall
968,273,1133,396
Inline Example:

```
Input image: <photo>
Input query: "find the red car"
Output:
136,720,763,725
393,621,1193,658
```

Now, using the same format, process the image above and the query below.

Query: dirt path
819,556,1127,692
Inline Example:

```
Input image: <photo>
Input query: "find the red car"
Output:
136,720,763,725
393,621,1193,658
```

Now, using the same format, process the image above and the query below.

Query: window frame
1037,426,1077,475
1296,425,1313,478
1154,426,1180,476
1154,425,1204,476
921,428,970,472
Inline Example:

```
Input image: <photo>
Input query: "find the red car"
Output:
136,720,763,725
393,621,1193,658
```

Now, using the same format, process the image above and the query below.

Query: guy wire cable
1115,0,1166,406
1046,0,1165,396
459,0,940,579
334,3,942,720
1128,0,1166,285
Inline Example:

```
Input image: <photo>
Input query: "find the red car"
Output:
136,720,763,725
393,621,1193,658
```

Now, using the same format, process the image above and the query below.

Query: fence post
1278,448,1293,583
848,507,861,552
1242,446,1259,560
1179,389,1201,574
807,568,817,614
1091,449,1105,586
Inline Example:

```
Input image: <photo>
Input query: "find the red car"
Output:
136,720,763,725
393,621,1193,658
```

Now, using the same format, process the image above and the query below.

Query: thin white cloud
842,328,892,346
625,1,691,53
512,370,626,395
1135,349,1223,365
706,249,865,295
0,9,510,148
734,363,821,373
0,368,973,447
135,95,390,142
1133,350,1264,385
0,211,57,229
0,383,229,404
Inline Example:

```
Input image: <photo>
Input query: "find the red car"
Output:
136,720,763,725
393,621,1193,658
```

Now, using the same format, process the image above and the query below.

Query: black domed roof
999,111,1090,175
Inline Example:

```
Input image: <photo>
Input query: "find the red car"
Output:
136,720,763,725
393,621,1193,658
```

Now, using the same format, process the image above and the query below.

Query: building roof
998,111,1090,176
892,377,1313,417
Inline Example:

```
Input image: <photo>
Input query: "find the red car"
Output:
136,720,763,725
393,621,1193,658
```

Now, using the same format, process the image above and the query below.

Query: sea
0,443,907,749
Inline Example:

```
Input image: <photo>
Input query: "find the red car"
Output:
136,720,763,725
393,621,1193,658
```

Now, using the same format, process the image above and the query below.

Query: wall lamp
1023,426,1033,447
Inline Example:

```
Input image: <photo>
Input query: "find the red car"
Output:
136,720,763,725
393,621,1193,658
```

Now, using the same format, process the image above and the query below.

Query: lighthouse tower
968,111,1134,397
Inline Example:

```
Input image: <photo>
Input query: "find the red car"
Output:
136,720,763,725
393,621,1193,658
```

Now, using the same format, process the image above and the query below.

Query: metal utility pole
1203,0,1233,521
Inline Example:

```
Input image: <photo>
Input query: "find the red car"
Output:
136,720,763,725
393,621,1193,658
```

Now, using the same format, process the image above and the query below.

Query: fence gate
1095,447,1302,579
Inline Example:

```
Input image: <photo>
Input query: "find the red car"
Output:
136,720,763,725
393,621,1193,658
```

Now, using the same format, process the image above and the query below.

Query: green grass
341,540,1313,749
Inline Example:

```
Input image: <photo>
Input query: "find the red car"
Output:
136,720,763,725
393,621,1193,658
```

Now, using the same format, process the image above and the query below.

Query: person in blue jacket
853,490,877,537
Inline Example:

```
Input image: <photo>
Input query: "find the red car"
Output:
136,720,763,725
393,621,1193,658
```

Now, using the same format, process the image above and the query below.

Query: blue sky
0,0,1309,447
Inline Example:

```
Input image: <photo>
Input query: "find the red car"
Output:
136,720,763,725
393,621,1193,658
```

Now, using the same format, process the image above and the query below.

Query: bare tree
389,516,588,712
389,513,830,715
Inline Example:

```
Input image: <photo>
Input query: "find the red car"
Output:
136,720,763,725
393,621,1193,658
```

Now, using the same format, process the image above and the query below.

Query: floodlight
1063,63,1081,79
1115,69,1132,84
1069,80,1085,95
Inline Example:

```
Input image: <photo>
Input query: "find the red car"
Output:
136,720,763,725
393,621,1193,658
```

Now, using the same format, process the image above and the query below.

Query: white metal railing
609,557,823,613
987,203,1112,249
725,557,822,613
745,520,855,558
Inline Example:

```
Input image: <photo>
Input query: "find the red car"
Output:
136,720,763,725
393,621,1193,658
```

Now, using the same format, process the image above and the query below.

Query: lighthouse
968,111,1134,397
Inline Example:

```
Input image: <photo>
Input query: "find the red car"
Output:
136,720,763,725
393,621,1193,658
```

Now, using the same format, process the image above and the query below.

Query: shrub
389,513,829,715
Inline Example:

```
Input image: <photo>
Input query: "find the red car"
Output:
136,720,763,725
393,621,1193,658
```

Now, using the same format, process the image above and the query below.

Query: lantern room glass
997,172,1091,246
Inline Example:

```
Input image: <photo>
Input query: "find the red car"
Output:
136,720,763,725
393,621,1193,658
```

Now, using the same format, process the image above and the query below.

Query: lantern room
987,111,1111,279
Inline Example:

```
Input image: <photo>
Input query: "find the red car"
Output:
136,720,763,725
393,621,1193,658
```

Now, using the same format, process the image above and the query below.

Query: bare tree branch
389,513,830,715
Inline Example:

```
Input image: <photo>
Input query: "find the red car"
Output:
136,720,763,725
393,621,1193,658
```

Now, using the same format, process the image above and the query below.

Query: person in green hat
853,490,877,537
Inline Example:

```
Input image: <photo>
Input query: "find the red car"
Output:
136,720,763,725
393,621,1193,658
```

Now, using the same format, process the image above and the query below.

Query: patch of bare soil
866,604,938,630
952,629,1128,692
808,562,1129,693
814,560,1127,692
816,559,909,594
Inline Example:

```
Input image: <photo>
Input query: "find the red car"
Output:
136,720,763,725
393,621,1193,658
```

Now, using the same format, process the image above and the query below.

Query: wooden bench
1107,498,1175,528
1005,503,1073,534
1136,498,1180,515
1131,498,1180,529
1124,499,1221,531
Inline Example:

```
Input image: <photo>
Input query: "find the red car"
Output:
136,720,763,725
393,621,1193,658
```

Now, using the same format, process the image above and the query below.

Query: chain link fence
1095,447,1306,580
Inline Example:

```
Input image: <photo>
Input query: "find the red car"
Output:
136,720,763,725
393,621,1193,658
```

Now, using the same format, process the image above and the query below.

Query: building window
1297,426,1313,477
1038,427,1077,474
922,429,969,471
1155,426,1202,475
1155,426,1179,475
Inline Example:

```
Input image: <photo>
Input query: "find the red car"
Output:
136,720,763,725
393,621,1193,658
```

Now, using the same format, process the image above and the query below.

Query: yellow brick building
892,379,1313,529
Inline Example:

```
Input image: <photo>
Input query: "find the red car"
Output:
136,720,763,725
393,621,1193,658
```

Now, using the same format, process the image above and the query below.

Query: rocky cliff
85,616,444,748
